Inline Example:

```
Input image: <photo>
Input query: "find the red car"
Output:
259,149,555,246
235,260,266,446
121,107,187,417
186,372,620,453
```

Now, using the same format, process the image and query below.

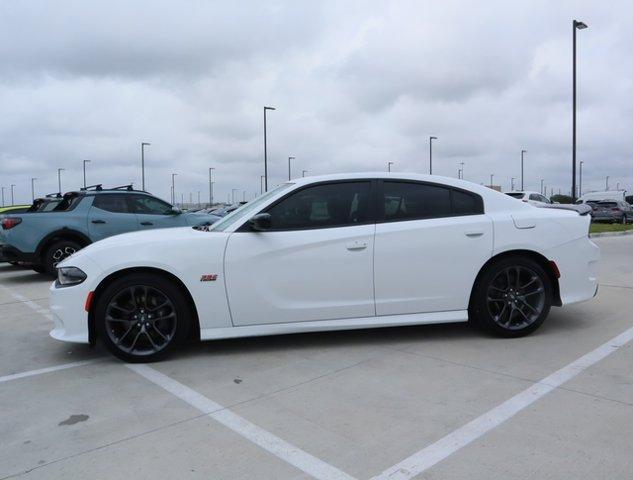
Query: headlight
56,267,87,287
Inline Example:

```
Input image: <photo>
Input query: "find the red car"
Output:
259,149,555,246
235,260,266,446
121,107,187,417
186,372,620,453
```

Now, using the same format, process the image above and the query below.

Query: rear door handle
346,241,368,251
91,219,106,224
465,231,484,237
140,221,154,226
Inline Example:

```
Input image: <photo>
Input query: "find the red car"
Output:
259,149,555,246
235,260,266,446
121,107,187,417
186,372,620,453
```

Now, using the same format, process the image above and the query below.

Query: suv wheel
44,240,81,276
470,256,552,337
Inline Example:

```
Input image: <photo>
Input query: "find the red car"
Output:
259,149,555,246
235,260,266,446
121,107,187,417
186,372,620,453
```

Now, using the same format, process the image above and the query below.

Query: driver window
130,196,173,215
266,182,371,230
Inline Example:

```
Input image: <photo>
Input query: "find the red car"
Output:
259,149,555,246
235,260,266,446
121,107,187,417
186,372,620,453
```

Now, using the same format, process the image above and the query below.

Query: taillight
1,217,22,230
612,208,621,212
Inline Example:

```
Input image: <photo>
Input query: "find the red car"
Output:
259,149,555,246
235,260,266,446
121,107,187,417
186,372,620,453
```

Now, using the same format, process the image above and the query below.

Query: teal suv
0,185,220,275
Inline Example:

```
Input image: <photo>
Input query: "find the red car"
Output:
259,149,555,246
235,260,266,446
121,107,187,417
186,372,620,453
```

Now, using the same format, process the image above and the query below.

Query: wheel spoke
522,287,544,298
128,329,143,352
144,330,158,349
519,299,539,314
151,323,168,341
117,324,135,344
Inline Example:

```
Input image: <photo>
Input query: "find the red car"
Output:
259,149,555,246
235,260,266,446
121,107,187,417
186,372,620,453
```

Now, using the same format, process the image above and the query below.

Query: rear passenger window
92,194,130,213
381,181,482,222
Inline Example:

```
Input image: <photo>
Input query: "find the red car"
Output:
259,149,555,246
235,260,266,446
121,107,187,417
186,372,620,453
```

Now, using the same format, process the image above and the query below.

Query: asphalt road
0,236,631,479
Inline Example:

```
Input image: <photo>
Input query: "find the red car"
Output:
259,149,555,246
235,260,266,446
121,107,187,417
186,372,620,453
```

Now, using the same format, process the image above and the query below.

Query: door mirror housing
170,206,182,215
248,213,272,231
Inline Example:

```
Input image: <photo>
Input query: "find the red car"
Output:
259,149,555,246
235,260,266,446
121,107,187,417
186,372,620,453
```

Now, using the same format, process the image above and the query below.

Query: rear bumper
0,244,37,264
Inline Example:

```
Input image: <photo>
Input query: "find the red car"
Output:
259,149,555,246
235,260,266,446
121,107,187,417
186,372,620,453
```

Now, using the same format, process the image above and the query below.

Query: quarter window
92,194,130,213
266,182,371,230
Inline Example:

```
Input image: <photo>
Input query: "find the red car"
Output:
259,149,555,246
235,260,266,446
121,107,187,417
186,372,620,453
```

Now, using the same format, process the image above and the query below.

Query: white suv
504,191,553,206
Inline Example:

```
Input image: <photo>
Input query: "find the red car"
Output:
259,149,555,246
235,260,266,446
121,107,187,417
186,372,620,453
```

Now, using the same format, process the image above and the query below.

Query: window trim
375,179,484,224
236,179,378,232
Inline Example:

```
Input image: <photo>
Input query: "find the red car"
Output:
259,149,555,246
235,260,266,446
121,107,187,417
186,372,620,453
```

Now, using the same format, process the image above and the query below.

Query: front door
87,194,138,241
128,195,186,230
373,180,493,316
225,181,376,326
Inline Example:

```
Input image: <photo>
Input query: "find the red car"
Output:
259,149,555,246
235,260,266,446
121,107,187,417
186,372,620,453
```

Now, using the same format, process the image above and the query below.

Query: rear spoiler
538,203,592,215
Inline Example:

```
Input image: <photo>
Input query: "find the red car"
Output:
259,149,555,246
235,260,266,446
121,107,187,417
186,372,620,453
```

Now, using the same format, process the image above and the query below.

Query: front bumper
49,280,91,344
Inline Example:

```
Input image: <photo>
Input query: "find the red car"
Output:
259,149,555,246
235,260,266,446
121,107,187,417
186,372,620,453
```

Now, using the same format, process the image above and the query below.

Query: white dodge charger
50,173,600,362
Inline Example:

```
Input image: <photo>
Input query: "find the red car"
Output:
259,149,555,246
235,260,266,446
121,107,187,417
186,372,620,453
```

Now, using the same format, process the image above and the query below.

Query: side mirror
248,213,272,231
170,206,182,215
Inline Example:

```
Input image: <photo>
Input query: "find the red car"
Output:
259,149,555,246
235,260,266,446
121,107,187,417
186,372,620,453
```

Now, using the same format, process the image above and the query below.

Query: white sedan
50,173,600,362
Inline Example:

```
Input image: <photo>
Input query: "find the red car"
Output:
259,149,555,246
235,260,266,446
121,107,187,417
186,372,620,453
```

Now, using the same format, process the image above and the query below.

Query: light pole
511,177,516,191
459,161,465,179
10,184,15,205
171,173,178,204
579,161,584,197
141,142,150,191
82,159,91,188
429,136,437,174
572,19,588,202
520,149,526,191
288,156,295,181
302,170,307,177
232,188,238,204
197,191,200,207
458,168,462,179
1,187,4,207
260,175,265,195
263,106,276,192
490,174,494,188
616,182,620,191
31,178,36,201
208,167,215,206
540,179,545,195
57,168,65,194
605,176,609,191
387,161,394,172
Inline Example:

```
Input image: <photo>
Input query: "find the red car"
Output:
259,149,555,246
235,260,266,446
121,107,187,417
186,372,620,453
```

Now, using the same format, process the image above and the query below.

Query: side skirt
200,310,468,341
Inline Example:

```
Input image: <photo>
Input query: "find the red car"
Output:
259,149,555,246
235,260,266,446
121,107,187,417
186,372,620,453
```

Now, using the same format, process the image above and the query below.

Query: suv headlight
56,267,87,287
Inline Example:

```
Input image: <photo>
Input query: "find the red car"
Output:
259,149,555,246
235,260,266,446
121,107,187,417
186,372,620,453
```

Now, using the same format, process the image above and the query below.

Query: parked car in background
576,190,627,204
26,194,63,212
590,200,632,224
210,203,244,217
504,191,552,206
50,173,599,362
0,205,31,215
0,185,220,275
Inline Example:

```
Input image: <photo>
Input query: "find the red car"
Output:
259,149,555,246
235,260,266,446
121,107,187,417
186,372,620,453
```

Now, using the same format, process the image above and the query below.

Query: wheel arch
469,249,562,312
35,228,92,261
87,267,201,346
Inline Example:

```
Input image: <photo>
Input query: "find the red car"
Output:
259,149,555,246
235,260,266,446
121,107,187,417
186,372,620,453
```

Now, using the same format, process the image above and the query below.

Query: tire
43,240,82,276
470,256,552,337
95,273,192,362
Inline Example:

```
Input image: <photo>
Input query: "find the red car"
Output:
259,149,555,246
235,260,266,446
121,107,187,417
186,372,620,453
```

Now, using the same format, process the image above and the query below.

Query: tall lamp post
1,187,4,207
429,136,437,174
540,179,545,195
208,167,215,206
302,170,307,177
10,184,15,205
82,159,91,188
387,161,394,172
141,142,150,191
572,19,588,201
511,177,516,191
31,178,36,201
263,106,276,192
232,188,238,204
579,161,584,197
605,176,609,191
171,173,178,205
520,149,526,190
490,174,494,188
260,175,265,195
57,168,65,194
288,156,295,181
459,161,465,179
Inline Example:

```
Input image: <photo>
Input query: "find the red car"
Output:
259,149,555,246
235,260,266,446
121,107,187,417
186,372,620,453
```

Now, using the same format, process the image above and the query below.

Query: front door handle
91,219,106,224
465,231,484,237
346,241,368,251
140,221,154,226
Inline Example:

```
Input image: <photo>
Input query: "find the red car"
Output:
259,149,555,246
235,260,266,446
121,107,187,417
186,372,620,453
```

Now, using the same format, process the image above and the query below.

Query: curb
590,230,633,238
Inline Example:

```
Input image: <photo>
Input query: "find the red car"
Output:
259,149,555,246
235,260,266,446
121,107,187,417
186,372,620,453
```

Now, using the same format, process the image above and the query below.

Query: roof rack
45,192,63,198
80,184,103,191
110,184,134,191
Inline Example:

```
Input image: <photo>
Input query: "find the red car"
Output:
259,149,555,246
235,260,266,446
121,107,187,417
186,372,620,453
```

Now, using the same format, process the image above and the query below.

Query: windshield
505,193,524,199
208,184,294,232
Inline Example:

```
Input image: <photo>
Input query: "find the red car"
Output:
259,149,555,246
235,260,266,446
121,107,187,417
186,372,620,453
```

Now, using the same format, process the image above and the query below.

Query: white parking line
370,325,633,480
0,283,53,320
0,359,100,384
128,364,358,480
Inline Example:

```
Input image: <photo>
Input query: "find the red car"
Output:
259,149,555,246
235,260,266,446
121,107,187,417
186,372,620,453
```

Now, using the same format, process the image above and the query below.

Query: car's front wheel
95,273,191,362
470,256,552,337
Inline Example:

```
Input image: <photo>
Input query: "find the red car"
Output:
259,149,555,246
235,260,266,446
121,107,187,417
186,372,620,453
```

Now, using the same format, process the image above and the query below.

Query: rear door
374,181,493,316
87,194,138,241
128,195,187,230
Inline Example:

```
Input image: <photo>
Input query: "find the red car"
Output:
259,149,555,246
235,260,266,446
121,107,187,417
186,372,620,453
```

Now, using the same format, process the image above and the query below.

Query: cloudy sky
1,0,631,205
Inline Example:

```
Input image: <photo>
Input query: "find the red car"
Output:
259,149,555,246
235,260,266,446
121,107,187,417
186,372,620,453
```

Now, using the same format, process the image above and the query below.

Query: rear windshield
598,202,618,207
505,193,524,199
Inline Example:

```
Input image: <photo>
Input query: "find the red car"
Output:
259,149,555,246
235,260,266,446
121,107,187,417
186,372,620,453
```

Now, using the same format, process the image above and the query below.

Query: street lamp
57,168,65,194
490,174,494,188
260,175,265,195
141,142,150,191
171,173,178,204
10,184,15,205
540,179,545,195
605,176,609,191
232,188,238,204
511,177,516,191
458,168,462,179
288,156,295,181
572,19,588,201
31,178,36,201
263,106,276,192
459,161,465,179
302,170,307,177
208,167,215,206
579,161,584,197
387,161,394,172
429,136,437,174
520,149,526,191
1,187,4,207
82,159,91,188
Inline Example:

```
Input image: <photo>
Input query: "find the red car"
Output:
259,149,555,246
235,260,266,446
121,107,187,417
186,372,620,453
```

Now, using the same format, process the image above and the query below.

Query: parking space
1,236,632,480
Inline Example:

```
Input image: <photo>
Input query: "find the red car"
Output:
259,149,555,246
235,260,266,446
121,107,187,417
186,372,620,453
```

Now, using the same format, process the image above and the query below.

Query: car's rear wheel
44,240,81,276
95,273,191,362
470,256,552,337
